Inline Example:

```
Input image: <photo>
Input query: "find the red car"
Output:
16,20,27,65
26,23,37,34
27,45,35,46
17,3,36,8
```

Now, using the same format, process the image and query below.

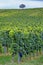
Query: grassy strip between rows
0,54,43,65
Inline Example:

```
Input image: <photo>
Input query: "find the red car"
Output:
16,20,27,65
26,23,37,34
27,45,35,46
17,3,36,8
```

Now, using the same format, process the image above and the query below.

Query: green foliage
0,44,2,53
0,8,43,57
0,8,43,31
8,27,43,56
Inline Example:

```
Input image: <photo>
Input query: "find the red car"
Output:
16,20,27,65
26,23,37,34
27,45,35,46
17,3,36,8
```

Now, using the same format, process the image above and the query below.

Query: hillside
0,8,43,31
0,8,43,65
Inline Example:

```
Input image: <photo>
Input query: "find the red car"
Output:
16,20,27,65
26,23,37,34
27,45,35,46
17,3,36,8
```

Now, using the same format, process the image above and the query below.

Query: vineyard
0,8,43,65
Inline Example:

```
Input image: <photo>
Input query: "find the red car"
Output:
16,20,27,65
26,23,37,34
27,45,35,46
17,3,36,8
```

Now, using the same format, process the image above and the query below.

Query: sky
0,0,43,9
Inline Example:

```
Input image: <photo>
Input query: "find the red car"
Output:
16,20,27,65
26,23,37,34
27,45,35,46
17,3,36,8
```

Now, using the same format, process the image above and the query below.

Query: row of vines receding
0,26,43,59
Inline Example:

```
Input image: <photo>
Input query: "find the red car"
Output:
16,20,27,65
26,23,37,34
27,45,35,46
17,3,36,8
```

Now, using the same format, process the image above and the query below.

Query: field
0,8,43,31
0,8,43,65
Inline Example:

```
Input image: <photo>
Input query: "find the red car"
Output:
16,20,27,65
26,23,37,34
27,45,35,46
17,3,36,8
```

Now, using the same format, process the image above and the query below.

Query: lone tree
19,4,26,9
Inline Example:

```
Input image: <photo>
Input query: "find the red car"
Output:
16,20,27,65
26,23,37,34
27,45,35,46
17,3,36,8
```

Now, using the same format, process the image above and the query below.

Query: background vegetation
0,8,43,65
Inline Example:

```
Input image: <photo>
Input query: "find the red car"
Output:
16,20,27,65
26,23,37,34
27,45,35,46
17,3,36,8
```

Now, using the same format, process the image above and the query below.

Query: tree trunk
7,46,9,53
4,46,7,54
36,50,38,56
